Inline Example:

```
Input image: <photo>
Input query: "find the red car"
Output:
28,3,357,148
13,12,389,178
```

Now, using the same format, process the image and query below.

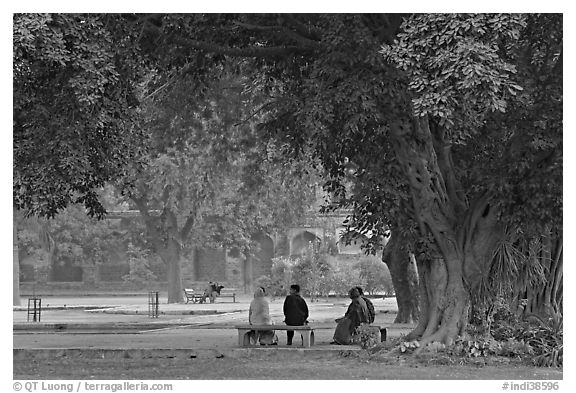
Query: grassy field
14,349,562,380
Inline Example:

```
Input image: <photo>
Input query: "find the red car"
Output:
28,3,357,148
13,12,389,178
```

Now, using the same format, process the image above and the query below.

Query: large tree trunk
134,201,186,304
162,209,184,304
244,254,254,294
13,217,21,306
391,117,502,346
382,231,419,324
164,237,183,304
406,254,470,346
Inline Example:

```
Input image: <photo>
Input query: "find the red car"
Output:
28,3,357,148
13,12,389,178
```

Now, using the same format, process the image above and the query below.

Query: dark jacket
283,294,309,325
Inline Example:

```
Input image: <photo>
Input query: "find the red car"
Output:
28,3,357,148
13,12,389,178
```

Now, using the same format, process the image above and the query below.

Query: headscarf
348,287,361,299
250,287,271,325
254,287,266,298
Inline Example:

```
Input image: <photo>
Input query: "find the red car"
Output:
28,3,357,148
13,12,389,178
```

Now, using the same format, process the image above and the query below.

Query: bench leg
302,331,314,348
238,329,252,346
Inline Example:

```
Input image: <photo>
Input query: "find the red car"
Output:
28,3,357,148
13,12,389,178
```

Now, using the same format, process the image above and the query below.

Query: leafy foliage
357,256,394,295
17,186,149,269
290,242,333,300
14,14,561,336
257,251,388,299
13,14,147,218
487,299,562,367
122,243,157,287
127,67,320,256
382,14,526,136
354,324,382,349
264,256,297,296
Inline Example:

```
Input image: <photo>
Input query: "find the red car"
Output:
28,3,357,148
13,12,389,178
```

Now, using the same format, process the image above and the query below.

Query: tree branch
132,196,164,253
281,14,323,41
169,35,314,58
233,100,277,126
180,214,196,241
429,120,467,214
459,188,496,254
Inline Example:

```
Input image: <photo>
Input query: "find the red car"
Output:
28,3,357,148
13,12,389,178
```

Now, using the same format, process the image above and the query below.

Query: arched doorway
290,231,321,257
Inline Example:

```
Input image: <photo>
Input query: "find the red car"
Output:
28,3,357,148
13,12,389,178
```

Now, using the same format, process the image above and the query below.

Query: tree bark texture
381,231,419,324
164,237,183,304
390,117,502,346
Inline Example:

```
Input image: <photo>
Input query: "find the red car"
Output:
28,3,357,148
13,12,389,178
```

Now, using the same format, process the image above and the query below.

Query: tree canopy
134,13,561,341
13,13,562,340
13,14,147,218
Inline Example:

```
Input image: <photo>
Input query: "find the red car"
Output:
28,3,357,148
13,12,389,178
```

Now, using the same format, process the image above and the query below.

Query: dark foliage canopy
13,14,147,218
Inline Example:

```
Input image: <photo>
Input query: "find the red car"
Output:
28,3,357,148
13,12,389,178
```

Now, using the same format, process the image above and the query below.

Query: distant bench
183,288,237,303
183,289,204,304
235,324,315,347
219,288,236,303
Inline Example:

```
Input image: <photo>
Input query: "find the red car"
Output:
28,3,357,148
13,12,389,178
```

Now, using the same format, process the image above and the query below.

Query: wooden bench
218,288,236,303
235,324,315,347
183,289,204,304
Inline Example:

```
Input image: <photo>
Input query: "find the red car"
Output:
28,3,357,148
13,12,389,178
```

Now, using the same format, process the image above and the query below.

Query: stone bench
235,324,315,347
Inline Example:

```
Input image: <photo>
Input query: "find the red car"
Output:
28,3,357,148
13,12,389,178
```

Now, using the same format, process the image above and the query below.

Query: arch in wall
289,230,321,257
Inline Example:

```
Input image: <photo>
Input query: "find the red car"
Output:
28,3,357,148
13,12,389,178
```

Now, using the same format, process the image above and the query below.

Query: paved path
14,295,413,351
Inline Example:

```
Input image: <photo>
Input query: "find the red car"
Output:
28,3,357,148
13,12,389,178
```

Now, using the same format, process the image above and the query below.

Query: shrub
269,256,297,295
516,315,563,367
354,324,381,349
488,301,563,367
448,337,500,358
357,256,394,295
254,275,274,292
291,243,332,300
497,338,534,358
328,258,364,296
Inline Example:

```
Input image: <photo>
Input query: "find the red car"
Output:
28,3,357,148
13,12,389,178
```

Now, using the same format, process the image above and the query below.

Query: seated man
201,281,224,303
283,284,309,345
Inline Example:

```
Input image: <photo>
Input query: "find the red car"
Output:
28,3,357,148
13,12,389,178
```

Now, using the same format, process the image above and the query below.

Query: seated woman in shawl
249,287,278,345
331,287,370,345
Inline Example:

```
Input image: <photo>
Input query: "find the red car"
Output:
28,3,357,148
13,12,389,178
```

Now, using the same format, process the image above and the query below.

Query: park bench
184,288,236,303
183,288,204,304
235,324,315,347
218,288,236,303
